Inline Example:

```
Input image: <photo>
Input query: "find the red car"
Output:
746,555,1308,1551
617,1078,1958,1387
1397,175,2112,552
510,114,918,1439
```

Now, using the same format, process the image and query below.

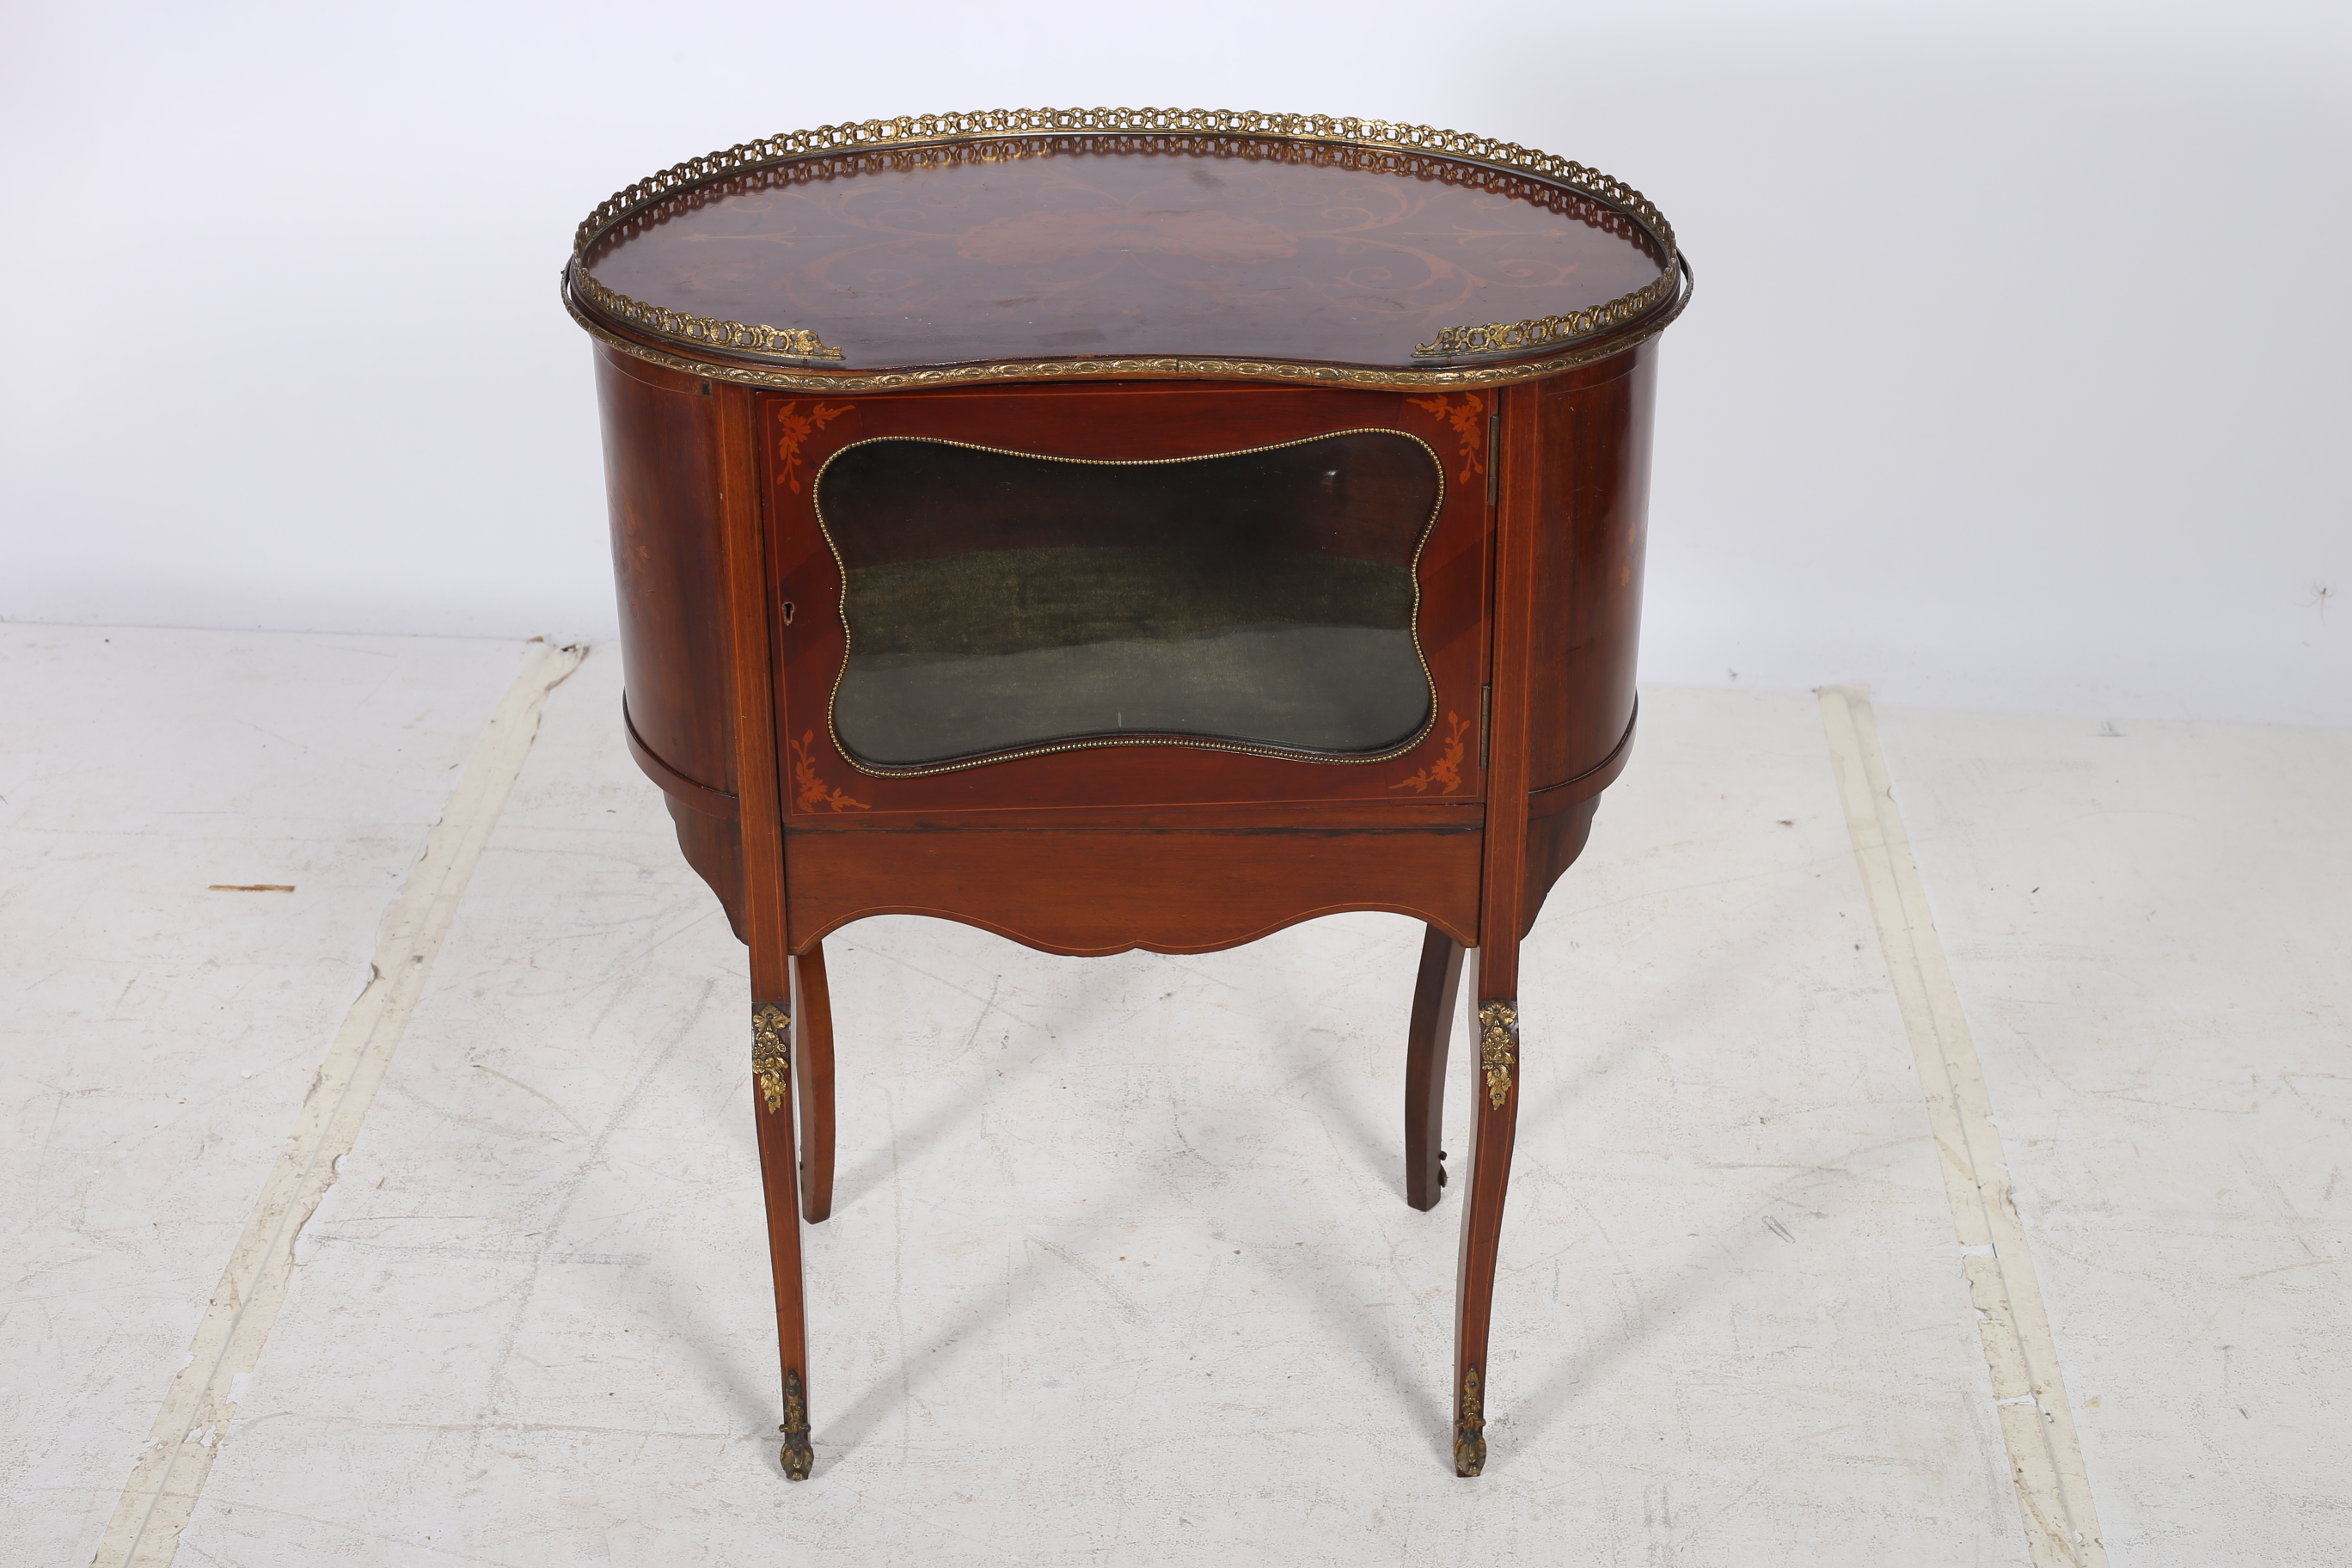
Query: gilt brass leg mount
1477,1001,1517,1109
753,1003,792,1113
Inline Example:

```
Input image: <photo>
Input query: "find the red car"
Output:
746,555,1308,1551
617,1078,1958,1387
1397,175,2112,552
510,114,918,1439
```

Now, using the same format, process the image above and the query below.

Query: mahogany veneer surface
582,136,1670,371
567,113,1687,1484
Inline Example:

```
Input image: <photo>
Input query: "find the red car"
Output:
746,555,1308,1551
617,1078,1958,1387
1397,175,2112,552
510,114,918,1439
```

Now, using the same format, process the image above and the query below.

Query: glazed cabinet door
765,382,1496,818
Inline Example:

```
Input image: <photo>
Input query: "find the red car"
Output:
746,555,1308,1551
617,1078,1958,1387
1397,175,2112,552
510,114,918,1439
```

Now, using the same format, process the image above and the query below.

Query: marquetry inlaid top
565,112,1683,386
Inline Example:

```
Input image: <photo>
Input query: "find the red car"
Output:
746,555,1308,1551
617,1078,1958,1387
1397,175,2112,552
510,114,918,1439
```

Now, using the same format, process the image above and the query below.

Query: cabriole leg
1453,946,1522,1478
751,1001,814,1480
1405,925,1465,1211
790,945,836,1223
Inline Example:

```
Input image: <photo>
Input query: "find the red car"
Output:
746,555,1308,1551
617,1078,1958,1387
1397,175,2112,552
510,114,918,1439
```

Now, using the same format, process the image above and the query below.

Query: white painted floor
4,627,2344,1566
1874,708,2352,1565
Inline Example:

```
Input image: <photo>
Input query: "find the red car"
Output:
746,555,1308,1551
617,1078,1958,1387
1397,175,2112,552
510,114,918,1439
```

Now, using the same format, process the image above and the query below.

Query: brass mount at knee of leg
1476,1001,1518,1109
753,1003,793,1115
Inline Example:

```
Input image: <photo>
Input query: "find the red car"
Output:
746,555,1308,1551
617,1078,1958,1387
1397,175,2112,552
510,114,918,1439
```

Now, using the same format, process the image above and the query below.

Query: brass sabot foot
1453,1363,1487,1477
780,1369,813,1481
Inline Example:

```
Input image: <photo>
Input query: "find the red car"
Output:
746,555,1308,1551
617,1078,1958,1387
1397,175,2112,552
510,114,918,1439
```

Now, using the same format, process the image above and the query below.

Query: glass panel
818,432,1442,769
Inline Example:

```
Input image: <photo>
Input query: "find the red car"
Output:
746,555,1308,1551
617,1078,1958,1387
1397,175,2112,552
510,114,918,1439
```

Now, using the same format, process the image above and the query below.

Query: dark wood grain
584,236,1669,1474
664,799,748,943
1405,926,1466,1212
782,824,1482,957
791,944,836,1225
1473,380,1545,996
596,346,732,796
625,697,736,818
1449,380,1546,1474
1452,943,1521,1478
1526,350,1658,791
714,378,813,1479
597,344,756,937
750,1075,811,1479
1522,796,1603,943
581,136,1668,374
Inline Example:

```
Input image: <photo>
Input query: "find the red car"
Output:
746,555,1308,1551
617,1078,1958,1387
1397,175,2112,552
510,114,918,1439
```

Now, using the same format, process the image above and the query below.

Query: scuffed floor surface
6,626,2344,1566
0,627,531,1564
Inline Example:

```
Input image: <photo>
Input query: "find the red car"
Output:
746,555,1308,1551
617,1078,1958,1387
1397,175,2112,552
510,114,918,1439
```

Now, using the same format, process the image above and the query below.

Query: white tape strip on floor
91,641,585,1568
1818,685,2107,1568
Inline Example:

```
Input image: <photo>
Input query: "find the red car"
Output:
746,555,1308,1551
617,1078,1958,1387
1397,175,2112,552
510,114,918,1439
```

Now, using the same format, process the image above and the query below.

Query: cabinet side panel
667,798,748,941
1520,794,1600,938
1526,347,1657,792
596,346,734,793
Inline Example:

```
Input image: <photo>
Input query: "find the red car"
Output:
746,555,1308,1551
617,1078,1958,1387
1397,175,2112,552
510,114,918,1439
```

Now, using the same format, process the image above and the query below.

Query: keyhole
781,600,796,625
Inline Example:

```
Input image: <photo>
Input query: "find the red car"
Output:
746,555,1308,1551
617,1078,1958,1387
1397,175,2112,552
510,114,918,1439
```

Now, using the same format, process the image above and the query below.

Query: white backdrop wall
3,0,2345,725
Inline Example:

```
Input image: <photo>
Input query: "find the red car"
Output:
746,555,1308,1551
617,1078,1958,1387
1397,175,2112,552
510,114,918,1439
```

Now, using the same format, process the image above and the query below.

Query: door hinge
1479,685,1491,770
1485,412,1500,506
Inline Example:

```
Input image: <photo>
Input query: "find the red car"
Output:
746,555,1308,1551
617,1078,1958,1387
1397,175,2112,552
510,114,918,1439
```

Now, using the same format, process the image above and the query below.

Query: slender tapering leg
1453,946,1522,1477
1405,925,1466,1211
751,1001,813,1480
791,944,836,1224
711,381,813,1479
1450,379,1540,1476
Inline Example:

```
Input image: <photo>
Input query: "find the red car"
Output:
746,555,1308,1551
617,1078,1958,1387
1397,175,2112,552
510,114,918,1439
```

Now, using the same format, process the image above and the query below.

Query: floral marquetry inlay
791,731,870,813
1409,394,1490,490
1391,713,1471,795
775,401,852,495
